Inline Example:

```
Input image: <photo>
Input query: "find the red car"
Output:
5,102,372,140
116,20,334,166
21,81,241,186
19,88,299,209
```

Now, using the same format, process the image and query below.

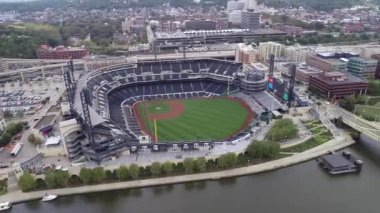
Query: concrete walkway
0,135,355,204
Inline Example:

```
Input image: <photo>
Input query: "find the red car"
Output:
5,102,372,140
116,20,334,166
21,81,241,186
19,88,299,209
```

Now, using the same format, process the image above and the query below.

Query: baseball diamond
133,97,255,142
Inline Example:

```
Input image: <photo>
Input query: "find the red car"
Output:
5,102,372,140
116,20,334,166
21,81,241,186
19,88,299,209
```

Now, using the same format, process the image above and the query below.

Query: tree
69,175,82,186
116,166,129,181
92,167,105,183
194,157,206,173
150,162,161,177
45,170,70,188
217,153,237,169
161,161,173,175
34,178,47,190
266,119,298,142
18,173,35,192
27,133,36,144
105,169,116,181
34,136,42,145
2,110,12,119
247,140,280,159
129,164,139,179
183,158,195,174
79,168,93,184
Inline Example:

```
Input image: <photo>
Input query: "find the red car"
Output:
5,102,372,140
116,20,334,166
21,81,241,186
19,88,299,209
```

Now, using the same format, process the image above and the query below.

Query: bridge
328,106,380,141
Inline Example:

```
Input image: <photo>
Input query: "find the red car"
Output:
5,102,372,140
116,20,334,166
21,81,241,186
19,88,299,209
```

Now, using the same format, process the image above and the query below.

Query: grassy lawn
282,133,333,153
355,104,380,121
282,119,333,152
137,98,251,142
368,97,380,106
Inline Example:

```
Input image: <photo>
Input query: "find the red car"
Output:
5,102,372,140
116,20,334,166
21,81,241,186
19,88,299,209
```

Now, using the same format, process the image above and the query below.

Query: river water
11,139,380,213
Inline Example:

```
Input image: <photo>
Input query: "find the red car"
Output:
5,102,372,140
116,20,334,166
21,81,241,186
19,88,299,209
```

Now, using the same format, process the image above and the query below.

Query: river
11,139,380,213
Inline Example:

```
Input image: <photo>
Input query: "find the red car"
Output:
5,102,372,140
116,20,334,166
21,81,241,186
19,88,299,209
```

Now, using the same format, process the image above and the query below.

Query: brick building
37,45,88,59
308,71,368,100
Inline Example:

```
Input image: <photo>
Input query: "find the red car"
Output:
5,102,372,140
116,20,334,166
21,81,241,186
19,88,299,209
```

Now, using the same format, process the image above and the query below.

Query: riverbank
0,135,355,204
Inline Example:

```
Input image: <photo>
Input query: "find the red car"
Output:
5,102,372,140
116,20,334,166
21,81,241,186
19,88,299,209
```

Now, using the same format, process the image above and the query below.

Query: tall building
241,10,260,30
283,46,311,63
258,42,283,61
37,45,89,59
228,10,242,26
227,0,245,12
244,0,258,10
372,54,380,79
235,43,258,64
347,57,378,80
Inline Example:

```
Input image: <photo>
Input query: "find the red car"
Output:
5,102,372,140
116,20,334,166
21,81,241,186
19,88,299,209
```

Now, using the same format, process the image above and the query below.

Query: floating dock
317,151,363,175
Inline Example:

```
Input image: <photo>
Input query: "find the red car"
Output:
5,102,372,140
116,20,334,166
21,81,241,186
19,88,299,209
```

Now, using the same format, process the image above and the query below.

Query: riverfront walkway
0,134,355,204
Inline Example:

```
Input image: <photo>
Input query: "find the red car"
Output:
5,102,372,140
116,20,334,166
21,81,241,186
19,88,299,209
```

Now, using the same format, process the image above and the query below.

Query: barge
317,151,363,175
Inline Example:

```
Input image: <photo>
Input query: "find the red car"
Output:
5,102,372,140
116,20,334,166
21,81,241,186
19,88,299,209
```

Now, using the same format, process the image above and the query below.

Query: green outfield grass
137,98,252,142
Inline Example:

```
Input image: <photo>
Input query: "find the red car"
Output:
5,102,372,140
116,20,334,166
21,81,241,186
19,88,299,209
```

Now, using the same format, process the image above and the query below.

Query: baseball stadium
71,58,287,162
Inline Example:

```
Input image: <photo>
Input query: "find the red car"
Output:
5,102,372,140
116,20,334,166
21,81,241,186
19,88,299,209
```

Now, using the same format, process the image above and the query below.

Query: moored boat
0,202,12,211
42,193,58,202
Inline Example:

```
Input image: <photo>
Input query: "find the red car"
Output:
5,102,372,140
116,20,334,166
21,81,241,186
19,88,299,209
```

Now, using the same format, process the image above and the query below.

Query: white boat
0,202,12,211
41,193,58,202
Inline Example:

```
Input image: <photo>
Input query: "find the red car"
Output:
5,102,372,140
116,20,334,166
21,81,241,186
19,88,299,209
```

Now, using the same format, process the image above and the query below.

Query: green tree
79,168,93,184
105,169,116,181
92,167,105,183
129,164,139,179
161,161,174,175
247,140,280,159
116,166,129,181
45,170,70,188
150,162,161,177
19,173,35,192
183,158,195,174
266,119,298,142
54,170,70,188
217,153,238,169
2,110,12,119
27,133,36,144
194,157,206,173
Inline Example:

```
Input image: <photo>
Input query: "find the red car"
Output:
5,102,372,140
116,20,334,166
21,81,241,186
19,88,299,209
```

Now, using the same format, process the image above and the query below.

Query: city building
184,19,216,31
228,10,242,26
251,63,268,73
283,46,311,63
306,52,359,73
59,118,85,162
0,114,6,133
235,43,258,64
241,9,260,30
37,45,89,60
227,0,245,12
121,18,132,34
308,71,368,100
371,54,380,79
258,42,283,61
295,64,323,84
272,24,304,36
244,0,258,10
347,57,378,80
216,18,229,30
0,58,8,72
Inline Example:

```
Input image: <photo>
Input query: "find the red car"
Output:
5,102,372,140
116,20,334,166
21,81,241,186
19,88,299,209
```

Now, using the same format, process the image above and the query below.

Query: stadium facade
68,58,284,163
